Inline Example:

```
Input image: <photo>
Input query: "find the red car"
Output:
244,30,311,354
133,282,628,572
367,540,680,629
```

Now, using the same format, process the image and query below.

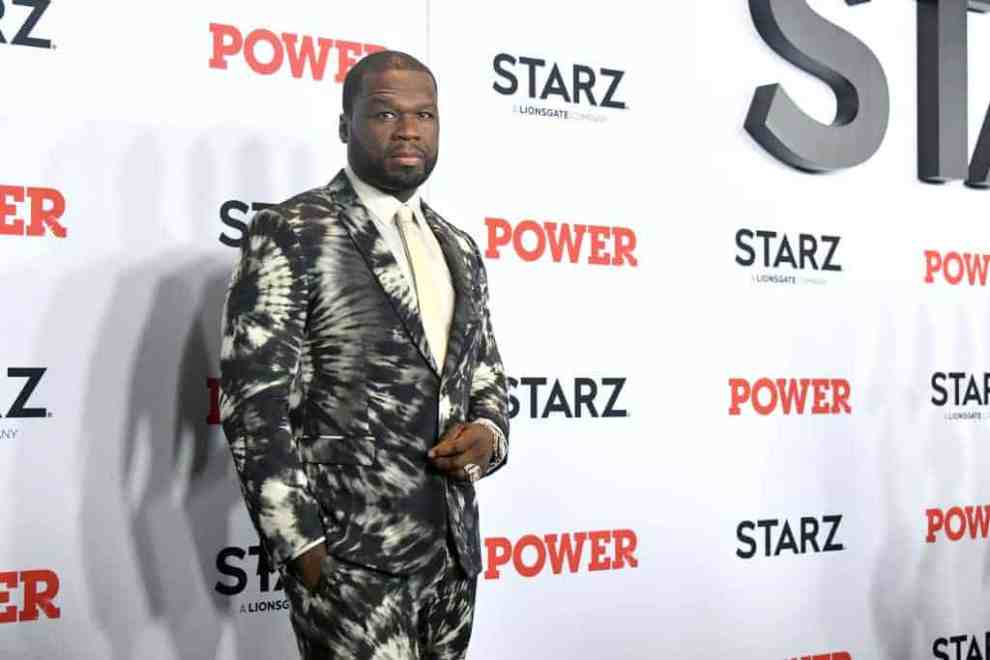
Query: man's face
342,68,439,198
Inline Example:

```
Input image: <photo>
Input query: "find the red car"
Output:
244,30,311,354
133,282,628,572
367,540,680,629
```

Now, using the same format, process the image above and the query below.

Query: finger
429,429,472,458
431,448,480,472
431,442,467,459
431,440,486,472
428,424,465,458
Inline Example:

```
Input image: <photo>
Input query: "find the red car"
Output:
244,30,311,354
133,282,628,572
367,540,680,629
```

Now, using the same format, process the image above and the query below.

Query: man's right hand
291,544,328,592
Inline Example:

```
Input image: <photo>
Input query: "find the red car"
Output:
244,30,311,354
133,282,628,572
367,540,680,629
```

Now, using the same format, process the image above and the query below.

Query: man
219,51,509,659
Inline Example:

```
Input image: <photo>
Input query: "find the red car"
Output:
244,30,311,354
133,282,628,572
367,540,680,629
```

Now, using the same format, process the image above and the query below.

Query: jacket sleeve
466,239,510,476
218,208,324,568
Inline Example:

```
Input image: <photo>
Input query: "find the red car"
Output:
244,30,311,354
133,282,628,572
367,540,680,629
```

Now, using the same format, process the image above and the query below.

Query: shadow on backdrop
59,131,293,660
24,121,323,660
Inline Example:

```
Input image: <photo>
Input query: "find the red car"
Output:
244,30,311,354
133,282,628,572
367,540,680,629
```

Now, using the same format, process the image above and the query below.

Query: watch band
472,417,506,473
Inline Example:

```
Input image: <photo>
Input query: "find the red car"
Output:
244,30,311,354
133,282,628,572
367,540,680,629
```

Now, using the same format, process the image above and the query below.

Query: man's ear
339,113,349,143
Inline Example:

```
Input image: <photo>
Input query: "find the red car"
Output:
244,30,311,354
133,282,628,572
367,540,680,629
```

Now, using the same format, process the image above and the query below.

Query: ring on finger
463,463,482,483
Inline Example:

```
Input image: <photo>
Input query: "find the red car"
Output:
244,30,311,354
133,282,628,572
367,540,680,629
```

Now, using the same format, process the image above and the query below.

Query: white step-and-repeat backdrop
3,1,990,658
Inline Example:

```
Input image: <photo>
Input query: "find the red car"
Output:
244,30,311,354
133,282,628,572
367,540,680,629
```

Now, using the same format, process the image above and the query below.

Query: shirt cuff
288,538,326,562
472,417,506,474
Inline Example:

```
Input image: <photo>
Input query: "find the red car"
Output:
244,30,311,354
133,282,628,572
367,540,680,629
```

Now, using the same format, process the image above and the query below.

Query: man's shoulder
268,188,335,223
269,180,346,224
253,171,354,236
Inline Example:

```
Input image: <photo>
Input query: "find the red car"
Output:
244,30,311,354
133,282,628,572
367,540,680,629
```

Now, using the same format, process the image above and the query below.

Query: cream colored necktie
395,205,446,368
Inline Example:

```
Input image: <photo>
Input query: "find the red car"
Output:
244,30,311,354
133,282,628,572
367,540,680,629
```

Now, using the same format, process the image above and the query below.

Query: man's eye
418,112,435,120
377,111,397,120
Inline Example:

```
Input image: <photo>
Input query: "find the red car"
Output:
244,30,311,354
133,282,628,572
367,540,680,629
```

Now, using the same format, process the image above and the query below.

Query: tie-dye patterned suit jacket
219,170,509,577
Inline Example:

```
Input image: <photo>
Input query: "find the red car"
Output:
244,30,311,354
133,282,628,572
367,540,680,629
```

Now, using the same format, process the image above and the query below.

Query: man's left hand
428,423,493,479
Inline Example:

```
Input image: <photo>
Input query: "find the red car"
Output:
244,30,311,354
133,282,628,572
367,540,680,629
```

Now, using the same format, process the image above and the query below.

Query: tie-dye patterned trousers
283,540,478,660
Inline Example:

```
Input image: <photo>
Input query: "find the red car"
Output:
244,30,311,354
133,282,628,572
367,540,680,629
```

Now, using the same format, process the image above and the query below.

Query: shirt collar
345,165,424,227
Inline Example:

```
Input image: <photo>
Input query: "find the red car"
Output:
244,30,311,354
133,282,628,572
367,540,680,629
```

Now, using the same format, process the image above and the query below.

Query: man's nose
394,113,420,139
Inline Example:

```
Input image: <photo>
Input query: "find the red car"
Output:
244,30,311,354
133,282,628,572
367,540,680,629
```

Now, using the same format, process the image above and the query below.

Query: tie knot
395,205,416,227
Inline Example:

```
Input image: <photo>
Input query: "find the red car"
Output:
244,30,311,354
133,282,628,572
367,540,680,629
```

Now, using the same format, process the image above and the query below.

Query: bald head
342,50,437,116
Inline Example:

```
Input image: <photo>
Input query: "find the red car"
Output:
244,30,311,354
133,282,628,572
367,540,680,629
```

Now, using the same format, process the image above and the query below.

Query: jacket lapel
325,170,440,375
422,202,481,385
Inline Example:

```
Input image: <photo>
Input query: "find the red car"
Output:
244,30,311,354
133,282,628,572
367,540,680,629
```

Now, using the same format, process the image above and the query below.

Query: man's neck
346,165,419,204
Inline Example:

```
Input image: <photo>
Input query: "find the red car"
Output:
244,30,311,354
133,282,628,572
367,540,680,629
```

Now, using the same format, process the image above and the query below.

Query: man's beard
349,141,438,194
